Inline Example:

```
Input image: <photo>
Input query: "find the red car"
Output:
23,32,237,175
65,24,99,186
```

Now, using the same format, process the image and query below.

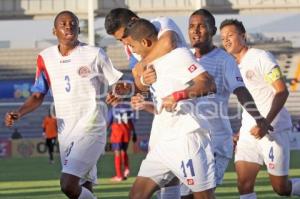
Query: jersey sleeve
259,50,279,75
223,57,245,93
150,17,186,47
31,55,50,94
98,48,123,86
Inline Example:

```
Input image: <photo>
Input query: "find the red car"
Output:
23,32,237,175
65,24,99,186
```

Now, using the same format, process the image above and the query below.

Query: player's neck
194,44,215,59
234,46,248,64
58,40,80,56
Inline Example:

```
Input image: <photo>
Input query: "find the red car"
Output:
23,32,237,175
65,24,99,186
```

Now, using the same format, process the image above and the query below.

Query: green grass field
0,151,299,199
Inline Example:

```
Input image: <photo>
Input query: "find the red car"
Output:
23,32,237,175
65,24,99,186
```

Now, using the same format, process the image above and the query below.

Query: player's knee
129,188,145,199
237,179,255,193
60,178,80,198
272,184,291,196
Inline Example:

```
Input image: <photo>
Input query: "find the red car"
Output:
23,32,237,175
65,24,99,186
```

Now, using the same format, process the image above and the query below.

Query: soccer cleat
123,169,130,178
110,176,124,182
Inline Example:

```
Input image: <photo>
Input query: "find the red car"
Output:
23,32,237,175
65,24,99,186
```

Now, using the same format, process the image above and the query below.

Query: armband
264,67,283,84
172,90,188,102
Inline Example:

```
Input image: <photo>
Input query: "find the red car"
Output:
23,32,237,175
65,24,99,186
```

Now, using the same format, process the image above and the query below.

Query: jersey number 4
181,159,195,177
269,146,274,162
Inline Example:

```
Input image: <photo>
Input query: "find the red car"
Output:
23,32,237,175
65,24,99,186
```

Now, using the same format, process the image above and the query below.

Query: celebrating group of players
4,7,300,199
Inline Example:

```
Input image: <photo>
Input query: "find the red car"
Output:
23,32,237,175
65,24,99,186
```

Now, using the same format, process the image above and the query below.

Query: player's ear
52,28,57,36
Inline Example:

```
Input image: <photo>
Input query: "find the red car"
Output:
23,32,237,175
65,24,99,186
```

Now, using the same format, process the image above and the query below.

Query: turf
0,151,299,199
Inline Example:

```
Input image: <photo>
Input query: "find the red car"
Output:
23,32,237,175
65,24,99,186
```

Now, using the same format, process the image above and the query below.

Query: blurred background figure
42,110,58,164
108,102,137,182
11,128,22,139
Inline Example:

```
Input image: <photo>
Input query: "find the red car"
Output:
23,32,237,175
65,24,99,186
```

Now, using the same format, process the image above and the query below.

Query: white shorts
138,130,216,193
59,134,106,184
235,130,290,176
181,153,230,196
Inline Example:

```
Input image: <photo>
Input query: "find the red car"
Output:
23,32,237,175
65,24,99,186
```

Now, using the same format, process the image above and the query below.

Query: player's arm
162,71,216,112
129,119,137,143
265,66,289,123
131,93,155,114
5,92,45,127
134,31,178,91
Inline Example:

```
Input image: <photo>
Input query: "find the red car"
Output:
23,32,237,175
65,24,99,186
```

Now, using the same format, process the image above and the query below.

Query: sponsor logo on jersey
245,70,255,80
188,64,197,73
60,59,71,63
187,179,194,185
64,159,68,165
236,76,243,82
268,163,275,169
78,66,91,78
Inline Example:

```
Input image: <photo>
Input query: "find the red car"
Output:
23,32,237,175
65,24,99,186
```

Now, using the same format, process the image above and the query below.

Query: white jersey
126,17,187,62
35,43,122,140
239,48,292,133
149,47,206,144
192,48,245,158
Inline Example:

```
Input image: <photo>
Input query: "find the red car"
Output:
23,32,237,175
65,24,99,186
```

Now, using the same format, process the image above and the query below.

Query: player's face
53,13,79,46
113,27,127,45
188,15,212,49
123,36,149,58
220,25,246,55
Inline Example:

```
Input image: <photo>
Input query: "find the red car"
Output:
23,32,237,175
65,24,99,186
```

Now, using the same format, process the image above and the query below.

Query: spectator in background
11,128,22,139
42,111,58,164
108,102,137,182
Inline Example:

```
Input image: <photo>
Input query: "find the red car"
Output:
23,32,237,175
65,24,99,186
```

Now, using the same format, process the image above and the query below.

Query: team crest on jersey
78,66,91,78
245,70,255,80
188,64,197,73
268,163,275,169
187,179,194,185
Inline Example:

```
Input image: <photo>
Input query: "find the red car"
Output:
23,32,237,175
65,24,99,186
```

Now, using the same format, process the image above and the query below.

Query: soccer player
108,102,137,182
123,18,217,199
4,11,123,199
105,8,186,198
181,9,273,199
105,8,186,91
220,19,300,198
42,110,58,164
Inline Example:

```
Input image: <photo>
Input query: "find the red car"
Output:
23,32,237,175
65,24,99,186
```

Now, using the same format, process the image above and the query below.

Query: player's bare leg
129,176,160,199
60,173,95,199
193,188,215,199
269,174,292,196
235,161,260,196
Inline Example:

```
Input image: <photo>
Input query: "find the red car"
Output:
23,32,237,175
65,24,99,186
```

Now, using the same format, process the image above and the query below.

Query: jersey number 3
65,75,71,92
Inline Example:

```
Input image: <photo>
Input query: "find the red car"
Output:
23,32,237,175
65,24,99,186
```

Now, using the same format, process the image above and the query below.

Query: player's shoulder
79,43,102,54
39,45,58,57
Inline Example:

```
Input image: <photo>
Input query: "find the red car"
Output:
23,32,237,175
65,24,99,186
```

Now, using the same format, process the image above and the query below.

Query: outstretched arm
5,92,45,127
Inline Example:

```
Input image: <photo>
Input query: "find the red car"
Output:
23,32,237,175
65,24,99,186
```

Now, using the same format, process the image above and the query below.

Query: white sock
78,186,97,199
240,192,257,199
291,178,300,196
156,185,180,199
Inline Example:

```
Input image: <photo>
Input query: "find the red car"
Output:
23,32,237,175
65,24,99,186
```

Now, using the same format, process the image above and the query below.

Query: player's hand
131,93,146,110
250,118,273,139
141,65,156,85
162,95,177,112
232,132,239,153
132,133,137,143
4,111,20,127
106,92,121,107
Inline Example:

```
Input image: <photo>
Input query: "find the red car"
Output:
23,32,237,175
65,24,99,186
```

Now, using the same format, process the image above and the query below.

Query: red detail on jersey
125,45,132,60
269,163,275,169
188,64,197,73
187,179,194,185
36,55,51,86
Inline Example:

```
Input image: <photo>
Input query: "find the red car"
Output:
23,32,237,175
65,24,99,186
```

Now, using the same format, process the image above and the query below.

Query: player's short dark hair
105,8,138,35
220,19,246,34
190,9,217,36
54,10,79,27
123,18,158,42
